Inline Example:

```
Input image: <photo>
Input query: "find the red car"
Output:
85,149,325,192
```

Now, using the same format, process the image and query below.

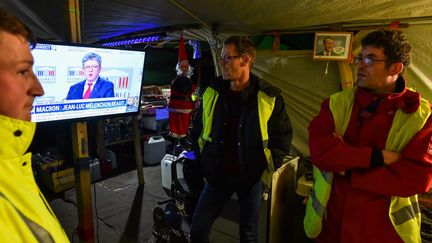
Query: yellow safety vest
198,87,276,187
304,87,430,242
0,115,69,242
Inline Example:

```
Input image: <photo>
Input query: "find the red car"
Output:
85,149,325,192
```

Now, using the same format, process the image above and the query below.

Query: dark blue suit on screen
66,77,114,100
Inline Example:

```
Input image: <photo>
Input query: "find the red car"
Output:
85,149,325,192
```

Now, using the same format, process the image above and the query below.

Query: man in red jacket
306,29,432,242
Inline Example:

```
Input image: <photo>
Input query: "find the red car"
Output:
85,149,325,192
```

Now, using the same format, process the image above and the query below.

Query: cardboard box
38,167,75,193
39,159,64,170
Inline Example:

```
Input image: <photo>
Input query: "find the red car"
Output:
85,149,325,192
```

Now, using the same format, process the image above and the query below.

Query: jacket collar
0,114,36,159
356,76,420,114
213,73,259,94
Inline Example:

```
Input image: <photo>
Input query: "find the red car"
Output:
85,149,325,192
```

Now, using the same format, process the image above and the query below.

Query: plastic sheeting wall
404,25,432,101
253,50,341,156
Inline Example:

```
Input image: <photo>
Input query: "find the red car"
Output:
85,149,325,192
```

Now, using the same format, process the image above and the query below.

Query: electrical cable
55,157,66,191
92,159,100,243
71,227,77,243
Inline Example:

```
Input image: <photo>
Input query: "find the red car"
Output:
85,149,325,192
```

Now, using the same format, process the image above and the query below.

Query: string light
102,35,163,47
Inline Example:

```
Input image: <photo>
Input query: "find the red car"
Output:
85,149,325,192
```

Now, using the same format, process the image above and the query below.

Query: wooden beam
338,61,354,90
132,116,145,185
67,0,81,43
71,122,94,243
67,1,94,242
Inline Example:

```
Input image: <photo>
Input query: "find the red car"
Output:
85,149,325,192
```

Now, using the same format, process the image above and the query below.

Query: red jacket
168,75,194,110
308,83,432,243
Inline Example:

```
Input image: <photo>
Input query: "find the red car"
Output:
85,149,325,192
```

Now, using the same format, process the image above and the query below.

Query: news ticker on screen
33,99,128,114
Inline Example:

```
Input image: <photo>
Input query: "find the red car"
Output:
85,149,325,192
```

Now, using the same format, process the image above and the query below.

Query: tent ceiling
82,0,432,41
83,0,432,43
2,0,432,43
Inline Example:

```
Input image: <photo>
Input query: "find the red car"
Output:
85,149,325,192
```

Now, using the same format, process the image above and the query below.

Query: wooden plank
338,61,354,90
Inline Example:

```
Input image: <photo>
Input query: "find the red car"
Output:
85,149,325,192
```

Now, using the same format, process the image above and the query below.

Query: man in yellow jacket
0,8,70,242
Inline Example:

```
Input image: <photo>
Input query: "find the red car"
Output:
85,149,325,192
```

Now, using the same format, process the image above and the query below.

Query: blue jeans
190,178,263,243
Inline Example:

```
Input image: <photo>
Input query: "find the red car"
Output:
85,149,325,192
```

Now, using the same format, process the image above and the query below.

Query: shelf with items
32,150,102,193
103,112,169,147
103,116,134,145
420,191,432,242
420,192,432,208
104,131,169,147
94,87,170,185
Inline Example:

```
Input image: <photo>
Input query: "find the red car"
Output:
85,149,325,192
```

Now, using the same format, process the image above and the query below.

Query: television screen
30,42,146,122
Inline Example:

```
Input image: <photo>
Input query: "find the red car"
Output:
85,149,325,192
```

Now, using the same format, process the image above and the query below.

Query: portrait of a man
313,32,352,60
316,36,340,56
66,52,114,100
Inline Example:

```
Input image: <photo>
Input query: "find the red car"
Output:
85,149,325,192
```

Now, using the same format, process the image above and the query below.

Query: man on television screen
66,52,114,100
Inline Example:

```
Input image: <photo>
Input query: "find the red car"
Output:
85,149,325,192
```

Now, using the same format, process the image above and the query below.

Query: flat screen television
30,42,146,123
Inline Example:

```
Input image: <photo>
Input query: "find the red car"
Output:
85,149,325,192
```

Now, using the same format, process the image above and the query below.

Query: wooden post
67,0,81,43
328,23,355,90
132,116,145,185
338,61,354,90
71,122,94,243
67,0,94,242
96,120,107,161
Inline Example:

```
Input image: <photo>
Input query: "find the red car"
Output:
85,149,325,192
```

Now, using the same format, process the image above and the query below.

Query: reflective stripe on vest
304,166,334,237
0,192,55,243
198,87,219,151
198,87,276,187
311,167,334,217
304,87,430,241
391,195,420,225
257,91,276,188
304,88,356,238
386,98,430,243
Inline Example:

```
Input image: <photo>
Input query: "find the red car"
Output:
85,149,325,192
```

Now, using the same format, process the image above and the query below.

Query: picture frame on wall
313,32,353,61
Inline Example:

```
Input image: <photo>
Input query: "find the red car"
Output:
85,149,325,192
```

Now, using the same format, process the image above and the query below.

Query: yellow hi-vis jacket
304,87,431,242
198,87,276,188
0,115,69,243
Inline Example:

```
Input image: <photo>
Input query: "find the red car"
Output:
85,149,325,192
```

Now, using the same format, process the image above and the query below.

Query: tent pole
168,0,209,29
67,0,94,242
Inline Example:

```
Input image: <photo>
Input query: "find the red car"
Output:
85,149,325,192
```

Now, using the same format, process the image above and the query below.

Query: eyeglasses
354,56,388,66
83,65,100,71
219,55,241,63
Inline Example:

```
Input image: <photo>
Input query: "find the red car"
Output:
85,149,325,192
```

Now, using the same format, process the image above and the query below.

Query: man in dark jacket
190,36,293,243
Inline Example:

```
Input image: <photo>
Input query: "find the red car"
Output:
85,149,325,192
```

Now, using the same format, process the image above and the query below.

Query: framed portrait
313,32,353,61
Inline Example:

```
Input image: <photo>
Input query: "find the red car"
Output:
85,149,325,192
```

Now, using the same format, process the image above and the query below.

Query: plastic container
89,158,101,182
161,154,184,191
106,149,117,169
143,136,166,165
